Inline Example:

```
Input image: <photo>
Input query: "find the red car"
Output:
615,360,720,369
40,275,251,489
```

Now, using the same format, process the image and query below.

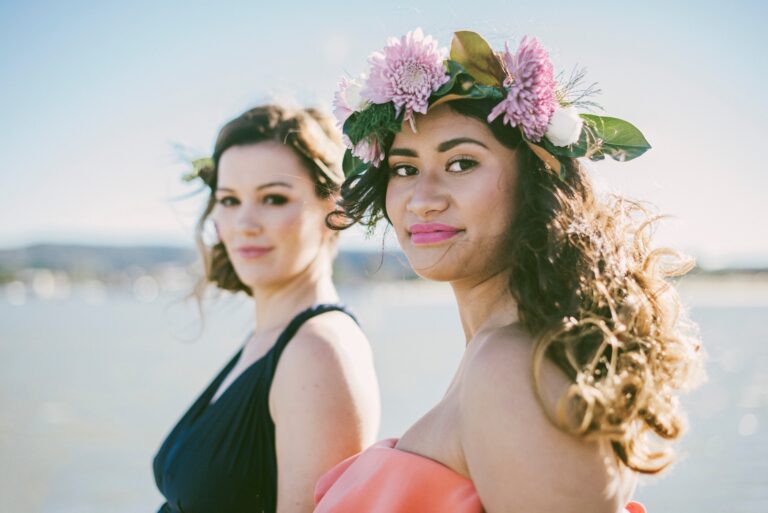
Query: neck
450,268,519,344
249,251,339,335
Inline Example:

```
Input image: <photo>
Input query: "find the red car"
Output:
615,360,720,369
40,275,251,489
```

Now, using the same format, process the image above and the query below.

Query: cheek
385,182,405,229
273,203,324,247
210,207,233,239
472,169,516,233
464,181,516,278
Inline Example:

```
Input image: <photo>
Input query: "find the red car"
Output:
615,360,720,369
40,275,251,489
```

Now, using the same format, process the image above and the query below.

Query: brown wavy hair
328,98,704,473
195,104,344,296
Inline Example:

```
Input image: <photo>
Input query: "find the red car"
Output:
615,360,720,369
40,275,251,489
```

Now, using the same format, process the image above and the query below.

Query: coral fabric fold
314,438,646,513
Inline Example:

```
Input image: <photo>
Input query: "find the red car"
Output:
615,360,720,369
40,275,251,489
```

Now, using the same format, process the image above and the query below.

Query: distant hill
0,244,195,277
0,243,416,283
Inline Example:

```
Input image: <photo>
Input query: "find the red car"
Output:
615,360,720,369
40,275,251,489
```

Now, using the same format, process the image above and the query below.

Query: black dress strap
262,303,356,384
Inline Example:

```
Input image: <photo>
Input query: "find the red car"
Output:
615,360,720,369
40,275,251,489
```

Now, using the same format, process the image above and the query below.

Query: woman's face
211,141,335,290
385,104,519,283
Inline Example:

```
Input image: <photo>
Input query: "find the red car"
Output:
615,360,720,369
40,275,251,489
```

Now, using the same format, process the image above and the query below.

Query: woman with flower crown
315,29,704,513
152,105,380,513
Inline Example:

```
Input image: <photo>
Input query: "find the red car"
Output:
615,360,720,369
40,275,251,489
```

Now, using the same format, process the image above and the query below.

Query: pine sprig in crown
334,29,651,180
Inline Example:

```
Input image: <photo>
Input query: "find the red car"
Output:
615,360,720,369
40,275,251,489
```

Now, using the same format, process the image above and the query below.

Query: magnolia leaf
450,31,506,87
541,114,651,163
526,141,561,176
540,135,588,159
429,84,504,110
580,114,651,162
434,60,469,96
429,93,470,110
469,84,505,101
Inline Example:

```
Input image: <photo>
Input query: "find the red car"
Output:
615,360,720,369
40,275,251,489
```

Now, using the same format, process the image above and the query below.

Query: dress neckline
365,439,646,513
374,438,473,483
206,343,267,408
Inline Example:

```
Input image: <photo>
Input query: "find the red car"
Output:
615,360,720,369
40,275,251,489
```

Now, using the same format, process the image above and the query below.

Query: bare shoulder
463,323,536,388
277,310,372,375
270,309,379,431
462,324,571,416
459,324,635,513
269,311,380,511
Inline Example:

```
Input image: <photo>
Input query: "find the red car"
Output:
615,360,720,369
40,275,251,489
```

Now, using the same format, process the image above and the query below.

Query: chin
231,264,273,289
403,252,467,282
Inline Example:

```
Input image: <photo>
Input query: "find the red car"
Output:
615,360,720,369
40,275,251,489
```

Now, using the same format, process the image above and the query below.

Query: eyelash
216,195,239,207
390,164,418,177
446,155,478,173
263,194,288,205
390,155,479,177
215,194,289,207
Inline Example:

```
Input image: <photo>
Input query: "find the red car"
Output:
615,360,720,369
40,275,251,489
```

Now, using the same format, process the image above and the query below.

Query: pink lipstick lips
408,223,463,245
236,246,273,259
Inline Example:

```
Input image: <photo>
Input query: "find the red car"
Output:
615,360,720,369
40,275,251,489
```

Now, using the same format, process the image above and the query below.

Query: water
1,277,766,512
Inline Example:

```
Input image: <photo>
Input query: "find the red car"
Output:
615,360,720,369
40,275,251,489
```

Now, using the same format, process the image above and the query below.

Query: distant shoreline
1,243,765,287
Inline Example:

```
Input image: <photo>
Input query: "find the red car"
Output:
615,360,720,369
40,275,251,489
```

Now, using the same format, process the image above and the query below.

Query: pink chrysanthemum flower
362,28,449,130
488,36,557,142
353,137,385,167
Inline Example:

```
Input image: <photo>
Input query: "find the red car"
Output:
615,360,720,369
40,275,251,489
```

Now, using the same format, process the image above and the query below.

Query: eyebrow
389,147,418,157
437,137,489,152
389,137,489,159
216,181,293,193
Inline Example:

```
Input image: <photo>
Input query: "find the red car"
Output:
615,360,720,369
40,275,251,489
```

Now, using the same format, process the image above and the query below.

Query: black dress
153,304,356,513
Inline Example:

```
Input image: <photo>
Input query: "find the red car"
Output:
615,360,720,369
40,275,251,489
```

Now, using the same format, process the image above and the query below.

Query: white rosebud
545,106,583,147
345,74,368,111
333,74,369,128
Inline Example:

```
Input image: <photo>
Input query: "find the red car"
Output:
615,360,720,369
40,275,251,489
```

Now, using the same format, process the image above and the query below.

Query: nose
234,202,263,236
406,171,449,219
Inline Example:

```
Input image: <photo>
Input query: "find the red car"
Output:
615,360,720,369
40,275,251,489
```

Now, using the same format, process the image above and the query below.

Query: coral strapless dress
314,438,646,513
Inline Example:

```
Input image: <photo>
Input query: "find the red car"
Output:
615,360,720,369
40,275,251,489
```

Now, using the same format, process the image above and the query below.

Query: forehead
391,104,494,148
217,141,313,187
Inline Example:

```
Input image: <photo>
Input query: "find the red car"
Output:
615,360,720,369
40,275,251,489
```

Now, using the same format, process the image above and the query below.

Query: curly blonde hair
523,160,705,473
329,98,704,473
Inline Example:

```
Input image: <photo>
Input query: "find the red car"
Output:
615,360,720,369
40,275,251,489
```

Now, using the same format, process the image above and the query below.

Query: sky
1,0,766,268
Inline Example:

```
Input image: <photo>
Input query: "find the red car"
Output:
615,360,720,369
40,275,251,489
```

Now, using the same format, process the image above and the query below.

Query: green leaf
344,102,401,146
541,114,651,163
450,31,506,87
434,60,470,97
429,81,504,110
579,114,651,162
342,149,368,178
430,59,503,110
465,84,504,101
540,133,589,159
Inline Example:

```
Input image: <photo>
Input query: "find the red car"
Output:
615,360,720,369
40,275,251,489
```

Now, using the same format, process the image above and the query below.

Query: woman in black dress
153,105,380,513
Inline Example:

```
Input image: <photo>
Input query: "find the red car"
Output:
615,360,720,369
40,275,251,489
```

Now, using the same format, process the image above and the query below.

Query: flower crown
334,28,651,179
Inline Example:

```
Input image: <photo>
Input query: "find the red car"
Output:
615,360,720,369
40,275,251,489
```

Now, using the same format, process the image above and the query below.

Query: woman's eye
446,157,478,173
390,164,418,177
263,194,288,206
217,196,239,207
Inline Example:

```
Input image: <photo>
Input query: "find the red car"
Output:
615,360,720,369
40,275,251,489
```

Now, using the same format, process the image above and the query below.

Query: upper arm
459,330,629,513
270,314,379,513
